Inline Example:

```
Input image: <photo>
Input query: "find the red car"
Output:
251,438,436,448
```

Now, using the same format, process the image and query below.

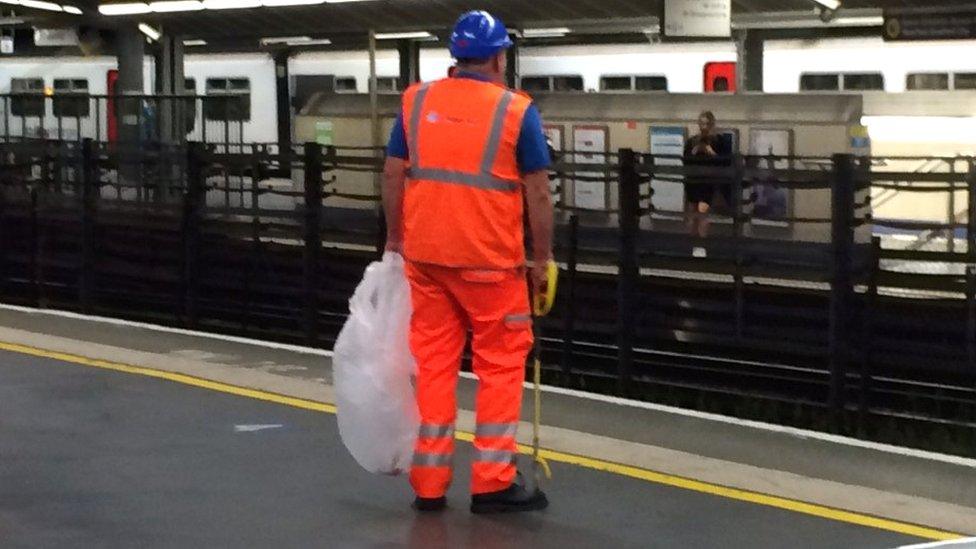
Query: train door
704,62,736,93
106,69,118,142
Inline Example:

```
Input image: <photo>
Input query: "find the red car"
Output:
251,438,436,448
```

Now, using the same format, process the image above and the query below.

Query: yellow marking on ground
0,340,965,542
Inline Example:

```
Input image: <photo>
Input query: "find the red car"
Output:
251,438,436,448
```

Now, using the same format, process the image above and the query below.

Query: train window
52,78,90,118
907,73,949,91
842,73,884,91
954,73,976,90
520,77,551,92
552,76,583,92
371,77,398,93
600,76,632,91
10,78,45,117
204,77,251,121
635,76,668,91
800,73,839,91
184,77,196,93
335,77,357,93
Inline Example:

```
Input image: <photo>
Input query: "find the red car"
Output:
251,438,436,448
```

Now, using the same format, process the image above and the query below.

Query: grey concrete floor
0,349,926,549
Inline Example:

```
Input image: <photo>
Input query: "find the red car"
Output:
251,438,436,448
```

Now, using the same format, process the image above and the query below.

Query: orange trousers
406,261,533,498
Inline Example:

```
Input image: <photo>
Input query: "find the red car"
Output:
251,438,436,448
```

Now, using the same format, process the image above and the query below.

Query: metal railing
1,137,974,455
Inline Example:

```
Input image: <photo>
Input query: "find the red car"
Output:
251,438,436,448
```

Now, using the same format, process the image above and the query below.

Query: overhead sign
884,7,976,41
33,28,79,47
663,0,731,38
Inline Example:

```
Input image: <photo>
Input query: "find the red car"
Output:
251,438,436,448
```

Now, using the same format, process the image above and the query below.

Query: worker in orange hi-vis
381,10,554,514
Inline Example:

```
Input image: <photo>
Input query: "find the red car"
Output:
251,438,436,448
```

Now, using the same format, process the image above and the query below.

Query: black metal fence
1,137,974,455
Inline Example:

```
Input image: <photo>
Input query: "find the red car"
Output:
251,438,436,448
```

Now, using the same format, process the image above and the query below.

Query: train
1,36,975,154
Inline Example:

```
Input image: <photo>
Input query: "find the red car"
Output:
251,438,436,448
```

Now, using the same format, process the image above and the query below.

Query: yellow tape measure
533,260,559,317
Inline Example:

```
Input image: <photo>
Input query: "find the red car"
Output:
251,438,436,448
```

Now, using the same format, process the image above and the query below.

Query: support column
397,39,420,91
273,50,292,155
505,33,519,88
154,33,185,144
116,25,145,144
735,29,764,93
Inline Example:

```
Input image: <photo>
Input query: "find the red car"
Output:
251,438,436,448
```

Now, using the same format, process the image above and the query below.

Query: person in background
683,110,732,251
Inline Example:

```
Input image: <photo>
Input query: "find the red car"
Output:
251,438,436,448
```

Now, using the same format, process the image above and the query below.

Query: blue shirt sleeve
516,104,550,174
386,113,408,159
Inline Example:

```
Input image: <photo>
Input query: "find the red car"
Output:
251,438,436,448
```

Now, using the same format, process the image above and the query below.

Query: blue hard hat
449,10,513,60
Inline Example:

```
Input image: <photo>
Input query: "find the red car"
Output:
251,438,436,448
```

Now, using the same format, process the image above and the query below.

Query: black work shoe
413,496,447,512
470,483,548,514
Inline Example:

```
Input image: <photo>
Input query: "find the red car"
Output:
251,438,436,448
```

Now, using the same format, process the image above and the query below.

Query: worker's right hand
384,239,403,254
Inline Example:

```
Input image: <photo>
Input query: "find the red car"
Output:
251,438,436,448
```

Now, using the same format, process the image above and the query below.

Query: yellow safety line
0,340,964,542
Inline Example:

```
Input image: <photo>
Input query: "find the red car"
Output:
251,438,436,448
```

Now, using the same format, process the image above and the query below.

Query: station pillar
735,29,764,93
116,25,144,145
397,39,420,91
154,32,186,144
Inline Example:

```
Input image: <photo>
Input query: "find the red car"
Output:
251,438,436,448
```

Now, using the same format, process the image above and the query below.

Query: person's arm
516,104,555,295
524,169,554,265
382,114,409,252
382,157,407,252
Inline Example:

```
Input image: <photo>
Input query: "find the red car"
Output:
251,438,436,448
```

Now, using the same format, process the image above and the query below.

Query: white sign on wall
664,0,732,38
33,28,79,47
572,126,608,210
0,36,13,55
543,124,564,204
649,126,687,214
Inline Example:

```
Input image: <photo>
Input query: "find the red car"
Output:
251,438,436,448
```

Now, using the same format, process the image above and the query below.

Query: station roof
5,0,976,48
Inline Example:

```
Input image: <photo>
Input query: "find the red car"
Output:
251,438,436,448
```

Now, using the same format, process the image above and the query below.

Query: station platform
1,305,975,548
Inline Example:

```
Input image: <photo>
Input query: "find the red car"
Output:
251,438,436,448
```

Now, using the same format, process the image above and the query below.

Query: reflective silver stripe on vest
474,449,516,464
407,83,520,193
407,82,432,164
412,452,453,467
406,168,519,192
418,423,455,439
479,91,515,174
504,313,531,324
475,422,518,438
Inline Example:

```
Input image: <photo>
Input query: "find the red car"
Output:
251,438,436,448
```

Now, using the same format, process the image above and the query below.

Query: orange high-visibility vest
400,77,532,269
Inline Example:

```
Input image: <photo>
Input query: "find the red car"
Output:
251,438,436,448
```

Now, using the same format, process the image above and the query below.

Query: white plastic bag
333,252,419,475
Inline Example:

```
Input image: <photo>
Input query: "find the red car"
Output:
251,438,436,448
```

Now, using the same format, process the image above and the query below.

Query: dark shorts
686,182,734,208
685,182,715,205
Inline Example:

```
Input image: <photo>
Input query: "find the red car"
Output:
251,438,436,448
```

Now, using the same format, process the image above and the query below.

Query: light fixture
19,0,63,10
811,0,841,9
138,22,161,41
324,0,378,2
0,0,21,5
62,4,82,13
374,31,431,40
260,35,310,44
300,38,332,45
522,27,570,38
149,0,203,12
98,3,151,15
183,38,207,46
202,0,259,7
260,0,323,6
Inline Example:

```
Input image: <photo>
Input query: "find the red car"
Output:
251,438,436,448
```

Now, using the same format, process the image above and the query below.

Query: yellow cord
531,261,558,484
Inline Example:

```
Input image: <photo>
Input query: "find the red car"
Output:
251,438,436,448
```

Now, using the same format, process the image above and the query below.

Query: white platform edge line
2,302,976,470
898,537,976,548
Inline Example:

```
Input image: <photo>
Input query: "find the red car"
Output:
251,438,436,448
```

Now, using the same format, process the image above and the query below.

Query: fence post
858,235,881,434
182,142,205,328
79,139,97,313
967,159,976,412
560,214,579,379
732,154,746,340
29,184,41,306
829,153,856,430
617,148,640,396
303,142,324,346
